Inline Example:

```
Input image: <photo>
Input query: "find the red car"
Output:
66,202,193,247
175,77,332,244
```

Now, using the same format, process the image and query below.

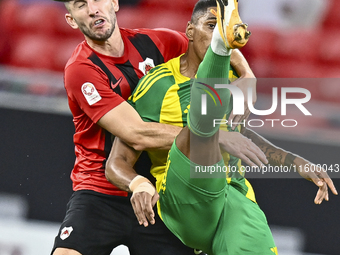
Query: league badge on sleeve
81,82,102,105
139,57,155,75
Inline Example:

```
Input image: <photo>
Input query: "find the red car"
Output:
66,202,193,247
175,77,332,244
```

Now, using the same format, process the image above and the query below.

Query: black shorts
51,190,194,255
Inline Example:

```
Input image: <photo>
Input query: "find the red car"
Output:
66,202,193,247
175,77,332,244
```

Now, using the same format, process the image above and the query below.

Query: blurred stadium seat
0,0,340,79
9,34,57,71
322,0,340,29
12,3,59,36
117,7,190,32
274,30,320,63
241,27,277,60
0,0,83,71
139,0,197,13
1,0,18,35
270,60,323,78
318,29,340,65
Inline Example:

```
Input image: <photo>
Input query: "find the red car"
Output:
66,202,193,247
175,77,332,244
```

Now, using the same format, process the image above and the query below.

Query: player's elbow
121,129,151,151
105,152,122,184
117,138,147,151
105,158,126,188
105,158,115,183
128,138,148,151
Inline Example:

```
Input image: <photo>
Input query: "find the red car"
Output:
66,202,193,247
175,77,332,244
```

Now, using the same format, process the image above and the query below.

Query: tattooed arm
241,128,289,166
241,127,338,204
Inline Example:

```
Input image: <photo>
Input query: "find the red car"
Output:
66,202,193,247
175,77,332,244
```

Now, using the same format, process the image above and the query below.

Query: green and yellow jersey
128,54,255,202
129,55,191,193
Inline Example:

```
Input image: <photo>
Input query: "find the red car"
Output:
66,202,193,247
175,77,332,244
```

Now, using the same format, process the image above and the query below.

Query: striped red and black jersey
64,27,188,196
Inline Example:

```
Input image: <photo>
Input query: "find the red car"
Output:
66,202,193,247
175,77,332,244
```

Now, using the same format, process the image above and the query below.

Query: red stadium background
0,0,339,254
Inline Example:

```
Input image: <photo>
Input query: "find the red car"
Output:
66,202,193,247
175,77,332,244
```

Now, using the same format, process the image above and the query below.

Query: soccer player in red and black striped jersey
51,0,258,255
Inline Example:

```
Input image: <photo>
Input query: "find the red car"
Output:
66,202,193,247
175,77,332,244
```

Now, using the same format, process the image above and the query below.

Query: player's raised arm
228,41,257,130
241,127,338,204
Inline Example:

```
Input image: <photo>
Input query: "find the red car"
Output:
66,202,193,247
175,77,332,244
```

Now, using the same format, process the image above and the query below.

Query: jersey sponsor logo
138,57,155,75
60,226,73,240
81,82,102,106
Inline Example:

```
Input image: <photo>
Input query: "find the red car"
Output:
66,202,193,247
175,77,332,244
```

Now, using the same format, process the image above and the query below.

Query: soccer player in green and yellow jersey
106,0,337,254
128,52,257,202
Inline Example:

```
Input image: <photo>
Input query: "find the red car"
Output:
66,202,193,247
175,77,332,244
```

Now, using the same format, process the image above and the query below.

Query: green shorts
159,142,278,255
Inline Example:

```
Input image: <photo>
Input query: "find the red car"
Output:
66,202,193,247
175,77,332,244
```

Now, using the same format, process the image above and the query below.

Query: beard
75,2,117,42
78,19,116,41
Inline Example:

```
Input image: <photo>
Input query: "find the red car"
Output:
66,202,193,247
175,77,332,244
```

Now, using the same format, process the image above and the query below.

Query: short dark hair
191,0,217,24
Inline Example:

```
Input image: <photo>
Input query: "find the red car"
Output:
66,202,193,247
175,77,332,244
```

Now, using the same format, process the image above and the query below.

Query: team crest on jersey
60,226,73,240
139,57,155,75
81,82,102,106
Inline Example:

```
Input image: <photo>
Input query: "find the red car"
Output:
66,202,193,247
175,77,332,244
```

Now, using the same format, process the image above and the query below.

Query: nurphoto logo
200,84,312,128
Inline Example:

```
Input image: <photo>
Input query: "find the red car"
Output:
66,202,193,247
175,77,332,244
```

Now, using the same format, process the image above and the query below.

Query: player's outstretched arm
242,128,338,204
229,49,257,129
105,137,159,227
98,101,182,151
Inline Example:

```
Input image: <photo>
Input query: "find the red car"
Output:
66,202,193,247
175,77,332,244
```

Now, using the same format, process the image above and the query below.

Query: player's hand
228,77,256,130
219,130,268,167
294,157,338,204
130,188,159,227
